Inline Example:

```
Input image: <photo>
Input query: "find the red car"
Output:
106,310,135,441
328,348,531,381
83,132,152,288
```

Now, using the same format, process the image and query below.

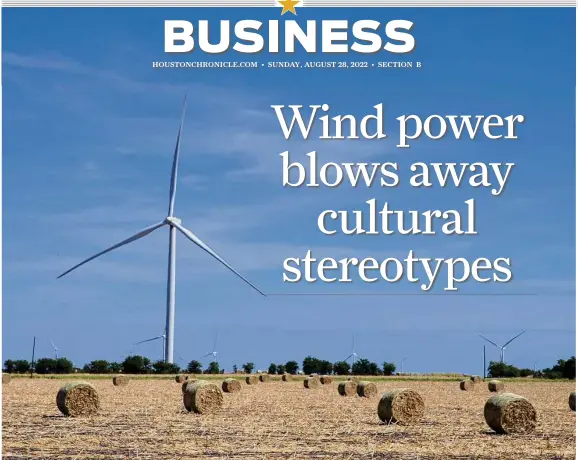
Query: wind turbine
135,331,166,361
479,330,526,363
56,97,266,363
203,331,219,366
49,338,59,359
345,333,359,370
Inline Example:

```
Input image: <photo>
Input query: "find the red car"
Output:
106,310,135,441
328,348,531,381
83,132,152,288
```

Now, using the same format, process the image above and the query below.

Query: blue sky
2,7,575,374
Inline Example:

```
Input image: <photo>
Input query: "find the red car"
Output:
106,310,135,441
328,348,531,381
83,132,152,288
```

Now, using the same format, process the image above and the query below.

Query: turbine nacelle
165,216,182,226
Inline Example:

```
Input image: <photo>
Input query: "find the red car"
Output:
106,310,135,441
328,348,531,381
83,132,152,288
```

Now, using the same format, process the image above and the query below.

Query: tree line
2,355,396,376
3,354,575,379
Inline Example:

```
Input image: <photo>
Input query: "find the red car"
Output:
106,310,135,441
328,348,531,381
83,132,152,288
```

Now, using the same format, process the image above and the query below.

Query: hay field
3,378,575,459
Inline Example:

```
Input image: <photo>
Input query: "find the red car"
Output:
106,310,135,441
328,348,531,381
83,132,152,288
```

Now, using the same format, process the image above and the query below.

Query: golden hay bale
338,381,357,396
348,376,360,383
460,379,474,391
175,374,188,383
484,393,537,434
56,382,100,417
112,375,129,386
320,375,333,385
222,378,242,393
357,381,378,398
304,377,320,389
181,379,198,393
378,388,425,425
259,374,271,383
183,381,223,414
488,380,504,392
569,392,576,411
281,373,291,382
245,375,259,385
2,374,11,385
470,375,482,383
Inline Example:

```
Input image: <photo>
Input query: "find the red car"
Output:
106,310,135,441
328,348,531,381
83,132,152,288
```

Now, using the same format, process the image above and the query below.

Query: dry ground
2,378,575,459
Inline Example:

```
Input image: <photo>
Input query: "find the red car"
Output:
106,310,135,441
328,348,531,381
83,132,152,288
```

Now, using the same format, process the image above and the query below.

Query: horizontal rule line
266,293,539,296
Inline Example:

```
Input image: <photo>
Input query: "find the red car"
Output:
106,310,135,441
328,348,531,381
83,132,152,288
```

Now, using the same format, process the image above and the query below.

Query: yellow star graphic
278,0,299,15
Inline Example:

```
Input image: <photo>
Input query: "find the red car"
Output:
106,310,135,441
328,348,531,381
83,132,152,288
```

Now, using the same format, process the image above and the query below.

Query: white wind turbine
57,97,266,363
49,338,59,359
479,330,526,364
344,333,359,370
203,331,219,366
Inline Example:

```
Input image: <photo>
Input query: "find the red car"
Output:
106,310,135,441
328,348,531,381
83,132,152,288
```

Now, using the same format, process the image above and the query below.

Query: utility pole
483,345,486,380
30,336,36,378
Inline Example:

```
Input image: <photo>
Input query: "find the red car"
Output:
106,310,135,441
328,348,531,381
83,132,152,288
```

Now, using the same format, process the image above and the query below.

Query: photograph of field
2,376,575,459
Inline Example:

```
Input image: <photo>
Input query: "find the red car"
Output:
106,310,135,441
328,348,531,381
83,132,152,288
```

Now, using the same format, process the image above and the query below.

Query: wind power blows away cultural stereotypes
57,96,266,363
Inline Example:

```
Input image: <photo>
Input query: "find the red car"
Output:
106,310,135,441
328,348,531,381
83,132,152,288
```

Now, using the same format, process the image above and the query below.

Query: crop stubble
2,379,575,459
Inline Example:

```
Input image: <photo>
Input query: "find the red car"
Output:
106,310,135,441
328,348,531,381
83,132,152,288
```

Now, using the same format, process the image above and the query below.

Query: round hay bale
259,374,270,383
338,381,357,396
175,374,188,383
484,393,537,434
569,392,576,411
348,376,360,383
182,378,199,393
2,374,11,385
245,375,259,385
378,388,425,425
222,378,242,393
183,380,223,414
488,380,504,392
304,377,320,389
470,375,482,383
112,375,129,386
281,373,291,382
56,382,100,417
460,379,474,391
320,375,333,385
357,381,378,398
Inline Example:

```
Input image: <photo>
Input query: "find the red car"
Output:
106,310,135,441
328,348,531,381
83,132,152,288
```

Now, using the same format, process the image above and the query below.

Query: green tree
276,364,286,375
285,361,299,374
232,364,238,373
187,360,203,374
382,362,396,376
352,358,381,376
122,355,152,374
268,363,278,375
152,361,180,374
564,356,576,379
14,360,31,373
3,360,15,373
205,361,220,374
87,360,110,374
302,356,319,375
488,361,520,378
333,360,351,375
109,362,122,373
35,358,57,374
242,362,254,374
55,358,74,374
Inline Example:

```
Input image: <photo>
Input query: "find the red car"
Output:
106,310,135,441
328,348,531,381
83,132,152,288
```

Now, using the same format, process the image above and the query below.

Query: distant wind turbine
203,331,219,366
56,97,266,363
479,330,526,363
49,338,59,359
345,333,359,370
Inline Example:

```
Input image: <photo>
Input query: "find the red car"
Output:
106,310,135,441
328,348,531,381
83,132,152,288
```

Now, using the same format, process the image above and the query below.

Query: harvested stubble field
2,377,575,459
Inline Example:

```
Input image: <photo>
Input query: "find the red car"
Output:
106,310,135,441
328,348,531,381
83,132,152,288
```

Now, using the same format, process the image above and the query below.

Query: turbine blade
168,96,187,216
345,354,353,361
173,222,266,297
134,336,163,345
478,334,500,348
50,338,57,350
502,330,526,347
57,221,166,279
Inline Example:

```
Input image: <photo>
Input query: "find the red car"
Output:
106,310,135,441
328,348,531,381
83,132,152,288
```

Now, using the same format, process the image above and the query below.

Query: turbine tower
135,331,166,361
50,339,59,359
345,333,359,370
479,330,526,363
57,97,266,363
